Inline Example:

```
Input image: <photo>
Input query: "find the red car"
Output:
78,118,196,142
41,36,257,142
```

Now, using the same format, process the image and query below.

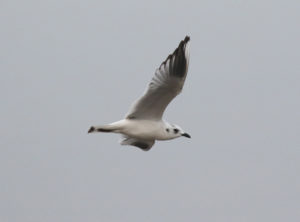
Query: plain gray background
1,0,300,221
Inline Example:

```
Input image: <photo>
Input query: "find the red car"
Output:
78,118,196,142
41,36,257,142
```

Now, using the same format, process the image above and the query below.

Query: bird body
90,119,185,141
89,36,191,151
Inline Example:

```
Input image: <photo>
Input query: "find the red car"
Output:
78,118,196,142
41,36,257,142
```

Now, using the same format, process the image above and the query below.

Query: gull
88,36,191,151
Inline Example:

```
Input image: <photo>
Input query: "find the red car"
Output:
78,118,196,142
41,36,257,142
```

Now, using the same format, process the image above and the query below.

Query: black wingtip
184,36,190,42
178,36,190,48
160,36,190,69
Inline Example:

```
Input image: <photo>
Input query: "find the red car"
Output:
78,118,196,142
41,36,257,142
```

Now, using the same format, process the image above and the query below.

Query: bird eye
173,129,179,134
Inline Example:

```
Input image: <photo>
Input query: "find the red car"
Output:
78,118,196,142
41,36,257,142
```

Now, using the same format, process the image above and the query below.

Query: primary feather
126,36,190,120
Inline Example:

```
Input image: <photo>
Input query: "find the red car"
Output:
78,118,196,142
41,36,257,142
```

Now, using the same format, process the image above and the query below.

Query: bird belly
121,120,164,140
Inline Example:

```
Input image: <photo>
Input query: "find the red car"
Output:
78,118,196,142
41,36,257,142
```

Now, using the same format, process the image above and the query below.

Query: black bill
181,133,191,138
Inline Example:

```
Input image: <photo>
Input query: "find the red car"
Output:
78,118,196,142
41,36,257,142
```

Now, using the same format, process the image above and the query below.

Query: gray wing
125,36,190,120
120,136,155,151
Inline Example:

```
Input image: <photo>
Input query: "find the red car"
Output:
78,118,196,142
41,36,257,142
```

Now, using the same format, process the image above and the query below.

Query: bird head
165,123,191,139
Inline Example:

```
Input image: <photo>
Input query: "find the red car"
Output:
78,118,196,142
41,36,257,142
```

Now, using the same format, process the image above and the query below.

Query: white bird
88,36,191,151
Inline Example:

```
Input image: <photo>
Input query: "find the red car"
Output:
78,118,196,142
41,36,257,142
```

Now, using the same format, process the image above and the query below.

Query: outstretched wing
125,36,190,120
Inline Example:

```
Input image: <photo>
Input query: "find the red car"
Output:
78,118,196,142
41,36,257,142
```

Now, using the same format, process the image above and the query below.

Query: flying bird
88,36,191,151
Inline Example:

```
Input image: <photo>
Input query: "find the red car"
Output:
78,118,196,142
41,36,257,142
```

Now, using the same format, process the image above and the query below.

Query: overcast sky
1,0,300,221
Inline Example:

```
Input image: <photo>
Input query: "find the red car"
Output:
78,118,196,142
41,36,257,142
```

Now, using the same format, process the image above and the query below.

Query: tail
88,121,123,134
88,125,112,133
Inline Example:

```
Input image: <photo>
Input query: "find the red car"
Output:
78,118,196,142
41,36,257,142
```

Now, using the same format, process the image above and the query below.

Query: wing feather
126,36,190,120
120,136,155,151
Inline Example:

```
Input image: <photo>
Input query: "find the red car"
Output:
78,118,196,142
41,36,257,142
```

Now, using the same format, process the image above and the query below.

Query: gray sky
1,0,300,221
